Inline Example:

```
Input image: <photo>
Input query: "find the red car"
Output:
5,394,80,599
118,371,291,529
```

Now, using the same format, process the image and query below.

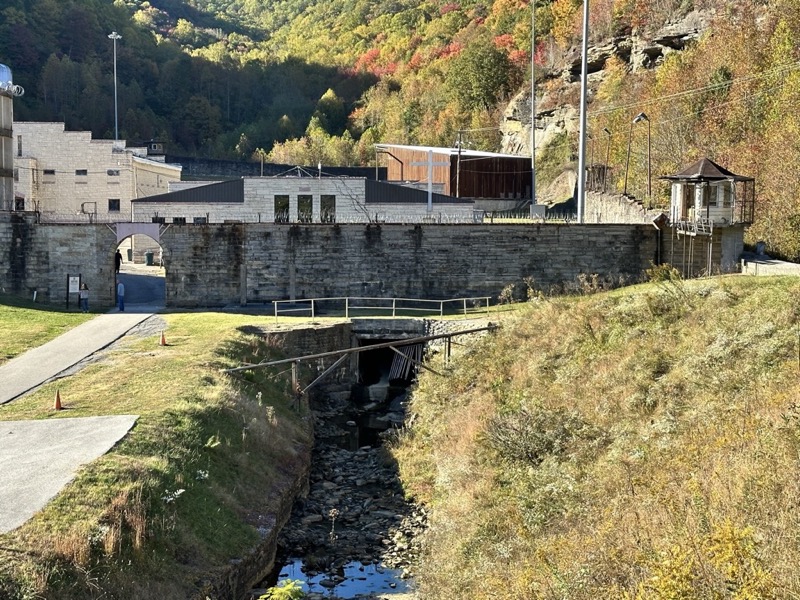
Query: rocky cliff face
500,10,713,162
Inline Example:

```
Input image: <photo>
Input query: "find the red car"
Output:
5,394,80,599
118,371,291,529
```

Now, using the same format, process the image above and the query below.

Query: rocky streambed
250,385,426,599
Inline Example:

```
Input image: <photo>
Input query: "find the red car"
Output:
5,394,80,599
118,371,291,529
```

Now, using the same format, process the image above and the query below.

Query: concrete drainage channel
252,378,425,599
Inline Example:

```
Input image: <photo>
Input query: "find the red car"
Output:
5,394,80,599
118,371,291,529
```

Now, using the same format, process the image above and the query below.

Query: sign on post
67,275,81,309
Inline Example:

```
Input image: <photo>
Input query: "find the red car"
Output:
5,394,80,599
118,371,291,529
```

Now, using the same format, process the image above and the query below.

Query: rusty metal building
375,144,532,201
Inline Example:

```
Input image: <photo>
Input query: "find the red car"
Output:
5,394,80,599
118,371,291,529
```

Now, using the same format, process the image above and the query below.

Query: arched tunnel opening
346,338,421,447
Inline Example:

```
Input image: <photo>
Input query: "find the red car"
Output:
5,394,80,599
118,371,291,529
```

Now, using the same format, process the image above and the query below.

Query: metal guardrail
273,296,492,321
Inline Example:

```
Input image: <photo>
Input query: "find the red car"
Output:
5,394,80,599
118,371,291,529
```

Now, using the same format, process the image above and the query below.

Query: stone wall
584,191,665,224
0,213,118,305
2,217,745,308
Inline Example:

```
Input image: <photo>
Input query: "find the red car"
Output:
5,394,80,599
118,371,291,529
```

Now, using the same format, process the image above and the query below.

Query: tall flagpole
575,0,590,223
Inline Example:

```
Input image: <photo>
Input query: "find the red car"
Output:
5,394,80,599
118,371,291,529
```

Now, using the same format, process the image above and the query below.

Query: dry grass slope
393,275,800,599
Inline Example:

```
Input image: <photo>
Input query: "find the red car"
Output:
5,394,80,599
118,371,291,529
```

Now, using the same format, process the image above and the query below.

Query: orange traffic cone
54,389,63,411
160,330,167,346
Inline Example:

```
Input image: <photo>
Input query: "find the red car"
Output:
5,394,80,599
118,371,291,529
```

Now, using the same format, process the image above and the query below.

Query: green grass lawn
0,295,95,365
0,311,312,599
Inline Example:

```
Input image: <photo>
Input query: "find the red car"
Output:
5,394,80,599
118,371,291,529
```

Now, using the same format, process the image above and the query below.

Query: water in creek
276,557,412,598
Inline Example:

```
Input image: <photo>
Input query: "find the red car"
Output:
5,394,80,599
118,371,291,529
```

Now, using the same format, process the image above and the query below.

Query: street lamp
624,112,649,198
602,127,611,193
108,31,121,141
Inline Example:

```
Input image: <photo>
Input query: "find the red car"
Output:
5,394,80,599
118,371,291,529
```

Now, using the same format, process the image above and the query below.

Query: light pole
108,31,121,141
602,127,611,193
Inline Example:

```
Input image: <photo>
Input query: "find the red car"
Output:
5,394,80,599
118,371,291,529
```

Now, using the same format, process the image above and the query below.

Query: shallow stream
257,381,424,600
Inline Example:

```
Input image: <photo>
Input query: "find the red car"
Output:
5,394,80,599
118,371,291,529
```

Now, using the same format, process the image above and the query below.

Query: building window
298,194,312,223
108,198,121,212
274,195,289,223
43,169,56,184
721,183,732,208
173,217,186,224
13,168,18,182
107,169,120,177
193,216,207,224
152,216,166,224
75,169,88,176
321,194,336,223
17,135,21,157
14,197,24,211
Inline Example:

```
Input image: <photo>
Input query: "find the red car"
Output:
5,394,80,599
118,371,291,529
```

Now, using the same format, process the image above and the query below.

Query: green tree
313,88,348,135
445,38,521,110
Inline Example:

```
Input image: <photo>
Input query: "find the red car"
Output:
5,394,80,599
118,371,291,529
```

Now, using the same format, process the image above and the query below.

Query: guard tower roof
661,158,753,182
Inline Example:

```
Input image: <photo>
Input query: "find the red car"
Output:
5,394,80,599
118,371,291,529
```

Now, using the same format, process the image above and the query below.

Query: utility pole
530,0,536,206
456,130,463,198
575,0,590,223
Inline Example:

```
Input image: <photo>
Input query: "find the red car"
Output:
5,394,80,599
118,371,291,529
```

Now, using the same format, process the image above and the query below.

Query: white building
132,176,476,224
13,122,182,222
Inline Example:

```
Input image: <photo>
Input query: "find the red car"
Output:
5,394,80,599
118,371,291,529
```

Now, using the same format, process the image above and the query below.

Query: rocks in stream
263,392,427,600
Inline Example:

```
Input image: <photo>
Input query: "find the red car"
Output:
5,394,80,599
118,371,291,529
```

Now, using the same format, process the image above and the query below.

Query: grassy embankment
0,309,315,599
0,295,95,365
393,274,800,599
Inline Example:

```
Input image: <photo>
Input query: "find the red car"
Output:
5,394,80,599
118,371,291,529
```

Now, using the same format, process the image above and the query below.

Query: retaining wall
2,215,743,308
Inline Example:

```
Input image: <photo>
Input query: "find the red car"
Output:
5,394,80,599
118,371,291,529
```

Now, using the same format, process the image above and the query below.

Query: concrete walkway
0,415,139,533
0,306,161,533
0,307,156,405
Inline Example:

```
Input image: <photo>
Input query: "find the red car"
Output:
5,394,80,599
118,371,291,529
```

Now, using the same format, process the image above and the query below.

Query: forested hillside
3,0,800,257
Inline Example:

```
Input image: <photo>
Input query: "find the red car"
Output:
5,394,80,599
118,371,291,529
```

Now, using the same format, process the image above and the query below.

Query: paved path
0,415,139,533
0,297,164,532
0,308,156,405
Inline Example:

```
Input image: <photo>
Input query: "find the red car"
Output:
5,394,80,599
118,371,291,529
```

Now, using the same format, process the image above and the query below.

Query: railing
273,296,492,321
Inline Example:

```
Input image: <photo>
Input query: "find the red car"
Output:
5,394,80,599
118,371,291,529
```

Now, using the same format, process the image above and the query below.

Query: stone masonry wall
2,218,742,309
161,222,660,307
0,213,118,305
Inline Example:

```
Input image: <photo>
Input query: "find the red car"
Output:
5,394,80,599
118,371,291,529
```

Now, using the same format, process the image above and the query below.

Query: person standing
115,250,123,273
79,283,89,313
116,280,125,312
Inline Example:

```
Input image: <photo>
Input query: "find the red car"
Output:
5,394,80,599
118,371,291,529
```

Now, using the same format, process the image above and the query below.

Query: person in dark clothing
115,250,123,273
79,283,89,312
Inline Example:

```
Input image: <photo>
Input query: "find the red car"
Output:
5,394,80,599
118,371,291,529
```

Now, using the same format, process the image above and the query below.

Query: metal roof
374,143,530,161
661,158,753,182
365,179,473,204
131,178,244,204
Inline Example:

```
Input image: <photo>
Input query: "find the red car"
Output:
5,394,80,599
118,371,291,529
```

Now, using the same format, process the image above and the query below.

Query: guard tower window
108,198,121,212
193,216,207,224
16,135,21,157
274,195,289,223
75,169,88,176
173,217,186,224
13,168,18,182
152,216,166,224
321,194,336,223
107,169,120,177
298,194,312,223
721,183,732,208
14,197,24,211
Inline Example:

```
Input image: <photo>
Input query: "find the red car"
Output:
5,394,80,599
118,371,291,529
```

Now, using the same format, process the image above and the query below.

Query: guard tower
0,64,25,211
661,158,755,276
